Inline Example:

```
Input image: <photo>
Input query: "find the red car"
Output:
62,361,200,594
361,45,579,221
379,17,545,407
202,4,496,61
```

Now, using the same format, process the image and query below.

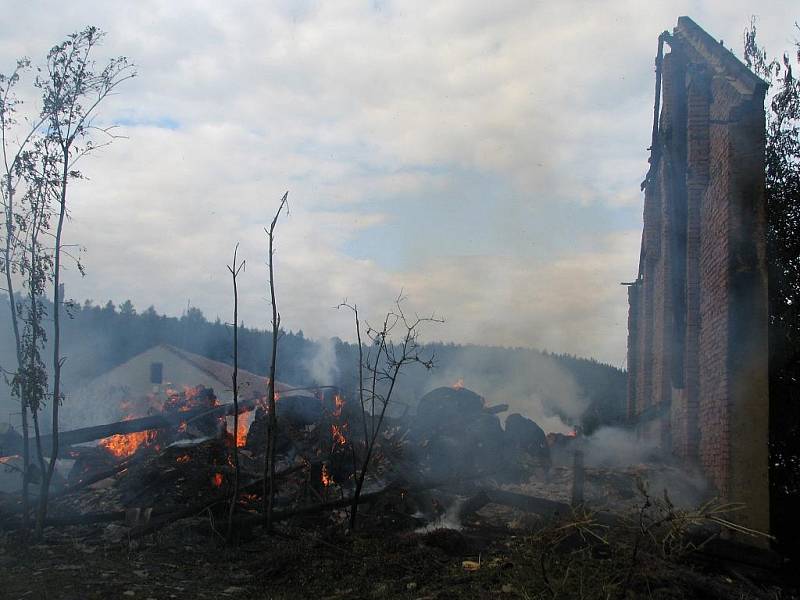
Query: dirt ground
2,507,798,600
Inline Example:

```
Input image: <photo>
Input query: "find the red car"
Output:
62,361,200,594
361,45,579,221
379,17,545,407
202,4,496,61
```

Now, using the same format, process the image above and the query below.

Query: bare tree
227,243,245,541
33,26,135,534
338,295,441,529
264,191,288,530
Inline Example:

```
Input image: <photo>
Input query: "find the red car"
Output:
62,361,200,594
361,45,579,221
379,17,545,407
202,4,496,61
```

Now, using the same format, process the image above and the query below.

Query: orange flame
99,386,236,461
332,394,345,418
99,415,156,458
212,472,223,487
226,410,254,448
235,417,248,448
331,424,347,446
176,455,190,464
321,464,333,487
452,378,465,390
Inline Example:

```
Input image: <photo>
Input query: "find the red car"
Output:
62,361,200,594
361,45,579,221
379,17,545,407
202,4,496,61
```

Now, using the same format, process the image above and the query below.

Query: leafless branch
226,242,245,542
263,191,288,531
340,295,442,529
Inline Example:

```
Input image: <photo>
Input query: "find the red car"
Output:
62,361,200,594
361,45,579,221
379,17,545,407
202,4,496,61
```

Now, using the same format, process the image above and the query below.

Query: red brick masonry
626,17,770,536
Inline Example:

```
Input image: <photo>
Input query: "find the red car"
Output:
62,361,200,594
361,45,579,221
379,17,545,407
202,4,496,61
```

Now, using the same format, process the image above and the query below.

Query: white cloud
1,1,796,364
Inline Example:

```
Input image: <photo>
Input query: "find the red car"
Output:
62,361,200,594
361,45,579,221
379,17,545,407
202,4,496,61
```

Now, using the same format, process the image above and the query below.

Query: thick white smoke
303,336,340,386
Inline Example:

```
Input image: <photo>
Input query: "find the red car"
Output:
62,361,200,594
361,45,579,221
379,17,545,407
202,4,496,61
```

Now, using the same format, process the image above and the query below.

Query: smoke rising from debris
303,337,339,386
577,427,660,468
395,346,589,434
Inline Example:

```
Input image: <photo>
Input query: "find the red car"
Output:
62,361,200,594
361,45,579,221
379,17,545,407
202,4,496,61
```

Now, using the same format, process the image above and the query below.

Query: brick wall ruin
626,17,770,535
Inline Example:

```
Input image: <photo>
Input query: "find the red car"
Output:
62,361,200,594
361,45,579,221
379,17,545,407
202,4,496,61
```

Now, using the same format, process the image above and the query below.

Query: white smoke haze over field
576,427,711,507
579,427,661,468
412,347,588,434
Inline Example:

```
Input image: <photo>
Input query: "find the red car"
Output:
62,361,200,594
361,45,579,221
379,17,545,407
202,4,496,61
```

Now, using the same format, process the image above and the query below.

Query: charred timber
1,462,311,531
0,397,268,457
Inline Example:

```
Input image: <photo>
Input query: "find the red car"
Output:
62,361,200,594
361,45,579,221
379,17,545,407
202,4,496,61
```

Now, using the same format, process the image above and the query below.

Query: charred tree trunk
227,244,245,541
264,192,288,531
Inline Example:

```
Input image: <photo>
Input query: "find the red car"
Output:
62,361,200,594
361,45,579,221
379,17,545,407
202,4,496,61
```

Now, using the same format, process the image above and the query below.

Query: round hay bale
416,387,485,422
505,413,549,459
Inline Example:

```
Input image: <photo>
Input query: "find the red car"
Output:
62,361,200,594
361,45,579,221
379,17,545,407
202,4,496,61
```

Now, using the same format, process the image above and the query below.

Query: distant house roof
156,344,293,398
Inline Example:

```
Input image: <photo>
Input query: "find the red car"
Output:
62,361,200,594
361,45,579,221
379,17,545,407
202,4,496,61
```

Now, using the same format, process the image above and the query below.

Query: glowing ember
257,391,280,412
164,385,218,414
321,464,333,486
452,378,465,390
332,394,345,418
331,424,347,446
176,455,190,464
212,472,223,487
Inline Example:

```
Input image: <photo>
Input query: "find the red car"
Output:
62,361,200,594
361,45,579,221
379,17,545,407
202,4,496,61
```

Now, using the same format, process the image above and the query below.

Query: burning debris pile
0,382,784,599
69,386,224,475
0,378,707,543
0,383,576,534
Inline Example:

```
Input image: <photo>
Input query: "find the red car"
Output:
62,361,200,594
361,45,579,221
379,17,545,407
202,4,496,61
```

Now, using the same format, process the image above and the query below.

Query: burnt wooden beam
0,462,310,531
0,398,263,457
132,473,468,539
226,488,393,536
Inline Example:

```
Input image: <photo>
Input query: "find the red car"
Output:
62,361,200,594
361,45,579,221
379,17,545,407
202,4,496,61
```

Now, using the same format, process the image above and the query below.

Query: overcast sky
1,1,796,367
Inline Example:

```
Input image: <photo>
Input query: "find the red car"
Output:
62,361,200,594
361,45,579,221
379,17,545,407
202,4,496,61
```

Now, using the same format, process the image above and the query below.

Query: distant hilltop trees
0,295,626,433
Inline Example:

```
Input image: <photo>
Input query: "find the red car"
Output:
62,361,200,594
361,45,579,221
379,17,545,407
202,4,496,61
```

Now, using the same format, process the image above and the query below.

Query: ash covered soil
1,505,797,600
1,388,796,599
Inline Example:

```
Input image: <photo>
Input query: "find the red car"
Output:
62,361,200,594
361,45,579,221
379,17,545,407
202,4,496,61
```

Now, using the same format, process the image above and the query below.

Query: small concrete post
571,449,584,507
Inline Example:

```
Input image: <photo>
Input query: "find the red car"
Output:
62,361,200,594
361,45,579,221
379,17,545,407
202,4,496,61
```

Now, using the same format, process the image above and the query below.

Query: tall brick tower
626,17,770,537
